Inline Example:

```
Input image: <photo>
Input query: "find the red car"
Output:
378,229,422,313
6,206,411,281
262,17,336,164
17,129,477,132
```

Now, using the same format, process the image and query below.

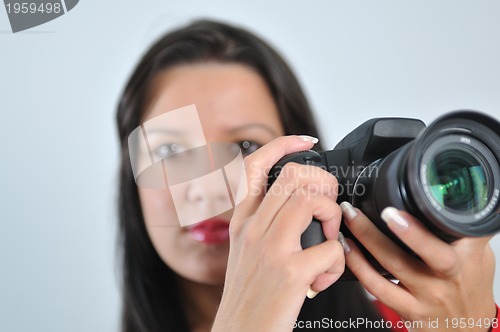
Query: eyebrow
143,124,280,138
228,124,280,137
143,128,183,136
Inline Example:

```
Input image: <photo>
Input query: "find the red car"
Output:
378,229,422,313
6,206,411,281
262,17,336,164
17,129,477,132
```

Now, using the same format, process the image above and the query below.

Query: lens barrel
353,111,500,242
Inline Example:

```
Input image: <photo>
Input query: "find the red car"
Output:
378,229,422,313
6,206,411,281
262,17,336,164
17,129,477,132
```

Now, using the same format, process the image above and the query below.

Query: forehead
142,63,283,133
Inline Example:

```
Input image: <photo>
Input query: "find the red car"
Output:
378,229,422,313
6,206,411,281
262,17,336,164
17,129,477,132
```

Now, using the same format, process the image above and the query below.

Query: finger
294,239,345,283
380,207,461,278
309,234,351,296
267,189,341,246
232,135,317,222
309,270,344,297
256,163,338,233
344,238,416,312
340,202,423,283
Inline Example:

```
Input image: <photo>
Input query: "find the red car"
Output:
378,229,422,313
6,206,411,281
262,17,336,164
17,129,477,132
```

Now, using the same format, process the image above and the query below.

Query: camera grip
267,150,329,250
301,218,327,249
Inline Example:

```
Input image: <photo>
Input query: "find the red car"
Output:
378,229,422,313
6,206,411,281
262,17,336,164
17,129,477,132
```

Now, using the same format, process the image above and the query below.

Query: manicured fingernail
381,207,408,230
337,232,351,254
306,287,319,299
340,201,357,220
299,135,319,144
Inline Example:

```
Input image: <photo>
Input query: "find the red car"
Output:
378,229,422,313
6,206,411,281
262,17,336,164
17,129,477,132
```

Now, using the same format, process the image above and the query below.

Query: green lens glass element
427,147,489,213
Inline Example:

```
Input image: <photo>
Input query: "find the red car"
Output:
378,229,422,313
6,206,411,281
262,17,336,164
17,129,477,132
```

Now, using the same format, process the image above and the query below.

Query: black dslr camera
267,110,500,279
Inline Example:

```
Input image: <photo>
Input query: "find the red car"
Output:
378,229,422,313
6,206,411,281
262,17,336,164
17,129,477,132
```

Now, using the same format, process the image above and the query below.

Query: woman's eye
153,143,186,159
238,140,261,157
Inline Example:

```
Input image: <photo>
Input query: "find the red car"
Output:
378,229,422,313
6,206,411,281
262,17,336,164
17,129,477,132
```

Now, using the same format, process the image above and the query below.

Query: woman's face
139,63,284,285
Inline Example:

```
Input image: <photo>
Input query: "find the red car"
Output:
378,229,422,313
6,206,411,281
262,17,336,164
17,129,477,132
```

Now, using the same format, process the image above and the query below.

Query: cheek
139,187,229,284
138,188,182,265
145,223,185,272
139,188,187,269
139,187,180,227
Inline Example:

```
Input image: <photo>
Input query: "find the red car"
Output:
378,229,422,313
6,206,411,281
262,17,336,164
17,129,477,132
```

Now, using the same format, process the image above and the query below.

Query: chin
189,252,229,285
197,271,227,285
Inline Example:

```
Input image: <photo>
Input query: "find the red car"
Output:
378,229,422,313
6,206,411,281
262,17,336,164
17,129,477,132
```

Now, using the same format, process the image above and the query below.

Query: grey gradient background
1,1,500,331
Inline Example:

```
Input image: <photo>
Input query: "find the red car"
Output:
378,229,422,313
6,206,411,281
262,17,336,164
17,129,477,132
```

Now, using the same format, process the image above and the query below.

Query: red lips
188,219,230,244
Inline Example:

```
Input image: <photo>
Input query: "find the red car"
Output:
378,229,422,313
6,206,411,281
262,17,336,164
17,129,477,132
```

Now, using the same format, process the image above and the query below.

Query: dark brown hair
116,19,387,331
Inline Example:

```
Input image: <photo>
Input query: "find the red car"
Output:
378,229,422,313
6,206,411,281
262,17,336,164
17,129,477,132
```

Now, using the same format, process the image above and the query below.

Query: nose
186,172,233,208
165,142,245,226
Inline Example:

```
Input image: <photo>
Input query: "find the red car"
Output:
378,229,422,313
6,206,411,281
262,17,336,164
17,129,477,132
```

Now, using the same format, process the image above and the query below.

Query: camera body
267,110,500,280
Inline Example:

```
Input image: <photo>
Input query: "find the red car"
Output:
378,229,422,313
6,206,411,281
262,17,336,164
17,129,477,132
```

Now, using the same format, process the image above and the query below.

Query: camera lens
354,112,500,244
426,144,490,214
418,133,499,228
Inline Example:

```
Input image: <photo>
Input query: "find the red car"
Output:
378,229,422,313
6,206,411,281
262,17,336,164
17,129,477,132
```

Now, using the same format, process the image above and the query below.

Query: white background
1,1,499,331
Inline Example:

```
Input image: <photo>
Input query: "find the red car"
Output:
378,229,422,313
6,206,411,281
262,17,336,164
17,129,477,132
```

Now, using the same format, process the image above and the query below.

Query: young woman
116,19,498,331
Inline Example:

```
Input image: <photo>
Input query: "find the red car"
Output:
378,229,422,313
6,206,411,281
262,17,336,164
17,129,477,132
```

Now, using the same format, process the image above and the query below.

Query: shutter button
303,155,322,163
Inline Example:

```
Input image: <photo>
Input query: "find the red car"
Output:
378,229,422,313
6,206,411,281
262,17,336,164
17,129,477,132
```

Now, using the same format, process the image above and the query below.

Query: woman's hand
340,202,497,332
211,136,346,332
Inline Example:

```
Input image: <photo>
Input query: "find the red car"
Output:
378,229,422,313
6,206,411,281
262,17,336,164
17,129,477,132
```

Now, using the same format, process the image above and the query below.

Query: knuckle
281,162,300,178
325,171,338,186
332,204,342,219
329,175,339,196
243,154,260,171
435,253,461,277
319,201,341,222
